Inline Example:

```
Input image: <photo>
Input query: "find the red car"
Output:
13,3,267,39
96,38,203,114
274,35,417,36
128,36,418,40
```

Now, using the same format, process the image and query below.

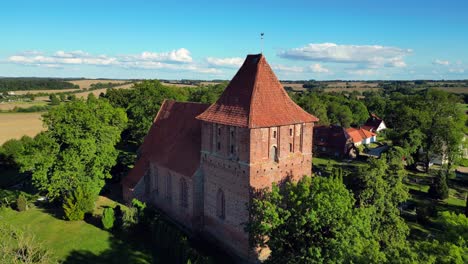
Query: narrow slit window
289,143,293,152
273,131,277,138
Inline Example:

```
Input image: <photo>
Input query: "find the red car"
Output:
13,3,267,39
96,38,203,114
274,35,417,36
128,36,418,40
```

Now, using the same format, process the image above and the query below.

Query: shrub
102,207,115,230
16,194,28,212
63,186,96,221
123,207,137,227
49,94,60,105
428,170,449,200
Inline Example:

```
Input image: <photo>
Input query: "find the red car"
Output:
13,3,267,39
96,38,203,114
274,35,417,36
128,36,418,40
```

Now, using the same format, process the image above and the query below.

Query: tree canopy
247,174,385,263
17,98,127,201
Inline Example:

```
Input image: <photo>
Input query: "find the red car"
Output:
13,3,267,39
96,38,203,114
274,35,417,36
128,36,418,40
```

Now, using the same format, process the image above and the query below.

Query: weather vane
261,33,264,54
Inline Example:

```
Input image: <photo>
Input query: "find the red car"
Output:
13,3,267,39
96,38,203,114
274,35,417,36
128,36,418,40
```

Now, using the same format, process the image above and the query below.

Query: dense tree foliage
106,80,187,144
247,174,385,263
350,150,410,257
106,80,226,144
0,78,78,92
17,99,127,202
293,91,370,127
365,89,466,169
187,82,226,104
414,211,468,264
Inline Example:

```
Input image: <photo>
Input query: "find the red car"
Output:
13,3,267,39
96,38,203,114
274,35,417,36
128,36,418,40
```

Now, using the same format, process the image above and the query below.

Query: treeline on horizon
0,78,78,92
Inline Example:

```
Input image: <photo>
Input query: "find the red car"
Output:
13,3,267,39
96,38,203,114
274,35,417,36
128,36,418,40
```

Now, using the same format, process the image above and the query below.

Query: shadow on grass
63,234,151,264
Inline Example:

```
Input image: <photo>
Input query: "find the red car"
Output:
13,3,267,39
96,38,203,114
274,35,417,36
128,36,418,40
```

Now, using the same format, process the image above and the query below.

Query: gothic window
289,143,293,152
165,173,172,201
144,169,151,196
230,145,234,154
217,142,221,151
180,178,188,208
216,189,225,219
152,165,159,194
270,146,278,162
289,128,293,136
273,131,277,138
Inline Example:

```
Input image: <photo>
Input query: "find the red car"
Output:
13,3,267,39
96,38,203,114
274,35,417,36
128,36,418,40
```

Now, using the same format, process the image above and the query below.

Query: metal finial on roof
261,33,264,54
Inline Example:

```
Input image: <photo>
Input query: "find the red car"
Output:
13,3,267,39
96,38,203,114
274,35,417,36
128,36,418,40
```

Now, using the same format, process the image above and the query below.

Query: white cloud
433,59,450,66
278,43,411,68
309,63,329,73
7,49,221,74
205,57,243,68
137,48,192,63
272,64,304,73
347,69,377,76
449,68,465,73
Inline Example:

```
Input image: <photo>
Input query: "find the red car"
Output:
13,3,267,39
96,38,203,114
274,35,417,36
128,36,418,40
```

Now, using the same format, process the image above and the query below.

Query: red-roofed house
362,113,387,133
122,54,318,260
346,127,377,146
313,125,354,157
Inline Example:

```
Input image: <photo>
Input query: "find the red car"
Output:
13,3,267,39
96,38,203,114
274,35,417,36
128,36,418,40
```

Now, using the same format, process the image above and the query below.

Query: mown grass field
0,196,146,262
0,112,44,145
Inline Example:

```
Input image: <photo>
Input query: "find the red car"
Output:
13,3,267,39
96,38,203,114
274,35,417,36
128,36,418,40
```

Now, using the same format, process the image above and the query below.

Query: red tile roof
122,100,210,188
345,127,376,143
196,54,318,128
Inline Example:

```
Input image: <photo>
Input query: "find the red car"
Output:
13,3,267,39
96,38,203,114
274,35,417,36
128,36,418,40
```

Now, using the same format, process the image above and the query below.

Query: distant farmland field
0,113,44,144
69,79,127,89
432,87,468,94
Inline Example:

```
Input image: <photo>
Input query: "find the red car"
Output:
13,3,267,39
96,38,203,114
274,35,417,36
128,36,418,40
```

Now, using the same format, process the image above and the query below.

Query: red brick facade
122,54,317,261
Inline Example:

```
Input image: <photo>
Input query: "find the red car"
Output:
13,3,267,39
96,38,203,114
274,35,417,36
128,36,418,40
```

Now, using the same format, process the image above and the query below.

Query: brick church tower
196,54,318,259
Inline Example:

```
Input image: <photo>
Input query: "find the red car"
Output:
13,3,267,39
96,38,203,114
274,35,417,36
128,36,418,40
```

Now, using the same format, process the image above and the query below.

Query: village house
362,113,386,133
346,127,377,146
122,54,318,261
313,125,353,157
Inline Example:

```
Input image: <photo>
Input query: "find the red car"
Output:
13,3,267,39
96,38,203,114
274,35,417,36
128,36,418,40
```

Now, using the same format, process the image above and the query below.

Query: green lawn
0,207,111,260
0,196,149,263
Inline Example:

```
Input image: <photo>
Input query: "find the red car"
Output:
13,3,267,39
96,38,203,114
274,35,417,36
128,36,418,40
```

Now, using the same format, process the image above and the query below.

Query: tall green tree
17,99,127,201
246,175,385,263
351,152,410,256
428,169,449,200
107,80,187,144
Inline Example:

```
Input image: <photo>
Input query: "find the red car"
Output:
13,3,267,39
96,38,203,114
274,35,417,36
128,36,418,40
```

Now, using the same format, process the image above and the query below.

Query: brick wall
199,121,314,260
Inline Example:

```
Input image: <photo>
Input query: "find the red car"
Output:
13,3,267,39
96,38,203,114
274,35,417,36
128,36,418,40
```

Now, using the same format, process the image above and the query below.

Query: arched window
144,169,151,196
270,146,278,162
151,165,158,194
165,173,172,201
216,189,225,219
180,178,188,208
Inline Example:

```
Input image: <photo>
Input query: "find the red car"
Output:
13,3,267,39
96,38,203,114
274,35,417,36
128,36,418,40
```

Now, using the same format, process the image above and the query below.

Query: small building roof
363,113,384,131
123,100,210,188
346,127,376,143
196,54,318,128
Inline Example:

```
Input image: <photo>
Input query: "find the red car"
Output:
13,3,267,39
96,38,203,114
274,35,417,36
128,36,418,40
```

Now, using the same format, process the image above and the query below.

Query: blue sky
1,0,467,80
